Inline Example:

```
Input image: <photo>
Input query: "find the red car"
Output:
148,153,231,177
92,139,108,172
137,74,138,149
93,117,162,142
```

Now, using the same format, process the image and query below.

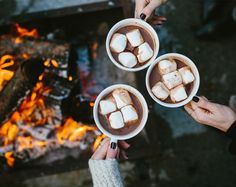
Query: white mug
146,53,200,108
93,84,149,143
106,18,159,72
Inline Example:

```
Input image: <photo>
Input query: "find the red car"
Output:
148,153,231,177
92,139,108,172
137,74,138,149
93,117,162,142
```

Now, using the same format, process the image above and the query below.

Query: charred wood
0,35,70,78
0,58,44,125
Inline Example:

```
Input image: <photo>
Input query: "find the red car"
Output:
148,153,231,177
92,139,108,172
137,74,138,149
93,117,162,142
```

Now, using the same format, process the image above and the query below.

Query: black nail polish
110,142,117,149
140,13,146,20
193,96,199,103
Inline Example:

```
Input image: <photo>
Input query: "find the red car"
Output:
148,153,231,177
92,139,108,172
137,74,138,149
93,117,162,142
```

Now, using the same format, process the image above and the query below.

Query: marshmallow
137,42,154,63
178,66,195,85
112,89,133,109
121,105,138,124
118,52,137,68
110,33,127,53
151,82,170,101
99,98,117,115
170,84,188,102
158,59,177,75
162,71,182,89
109,111,125,129
126,29,144,47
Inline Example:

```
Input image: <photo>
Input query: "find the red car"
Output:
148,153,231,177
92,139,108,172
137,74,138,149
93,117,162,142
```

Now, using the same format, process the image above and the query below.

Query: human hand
91,138,130,160
184,96,236,132
135,0,167,23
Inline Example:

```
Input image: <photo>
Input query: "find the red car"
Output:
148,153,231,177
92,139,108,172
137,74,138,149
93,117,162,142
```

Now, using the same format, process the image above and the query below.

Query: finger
91,138,110,160
184,103,199,121
194,107,211,124
106,142,118,159
152,16,167,22
184,103,194,116
190,100,199,111
118,140,130,150
201,96,208,101
192,96,215,111
148,16,167,25
120,150,128,160
141,0,163,20
116,148,120,159
135,0,147,18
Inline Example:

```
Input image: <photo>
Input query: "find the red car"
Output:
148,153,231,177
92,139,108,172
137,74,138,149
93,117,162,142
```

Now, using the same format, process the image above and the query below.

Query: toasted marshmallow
151,82,170,100
118,52,137,68
112,88,132,109
121,105,138,124
110,33,127,53
109,111,125,129
158,59,177,75
162,71,182,89
137,42,154,63
126,29,144,47
170,84,188,102
99,98,117,115
178,66,195,85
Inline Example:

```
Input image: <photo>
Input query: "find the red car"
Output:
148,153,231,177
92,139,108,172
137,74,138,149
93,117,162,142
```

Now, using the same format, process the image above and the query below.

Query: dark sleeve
225,121,236,155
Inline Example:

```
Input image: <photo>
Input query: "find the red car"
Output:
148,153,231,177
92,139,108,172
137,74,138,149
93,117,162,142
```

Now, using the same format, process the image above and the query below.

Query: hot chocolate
98,88,143,136
149,58,195,103
110,25,155,68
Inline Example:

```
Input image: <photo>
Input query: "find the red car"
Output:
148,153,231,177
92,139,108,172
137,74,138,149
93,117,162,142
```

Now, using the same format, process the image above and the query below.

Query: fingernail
140,13,146,20
193,96,199,103
110,142,117,149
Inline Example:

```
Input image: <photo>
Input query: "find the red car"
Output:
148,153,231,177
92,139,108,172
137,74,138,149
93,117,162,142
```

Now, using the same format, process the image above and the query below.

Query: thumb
192,96,215,111
141,1,163,20
106,142,118,159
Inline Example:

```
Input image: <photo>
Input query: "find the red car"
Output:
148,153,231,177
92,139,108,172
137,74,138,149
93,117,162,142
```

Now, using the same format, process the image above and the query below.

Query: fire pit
0,23,104,170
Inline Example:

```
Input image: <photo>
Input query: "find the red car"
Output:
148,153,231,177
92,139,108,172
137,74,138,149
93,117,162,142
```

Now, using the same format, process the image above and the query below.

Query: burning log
0,35,70,78
0,58,44,125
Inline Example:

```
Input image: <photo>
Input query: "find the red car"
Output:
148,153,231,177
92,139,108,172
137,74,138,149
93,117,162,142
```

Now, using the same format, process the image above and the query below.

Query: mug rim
145,53,200,108
106,18,159,72
93,84,149,140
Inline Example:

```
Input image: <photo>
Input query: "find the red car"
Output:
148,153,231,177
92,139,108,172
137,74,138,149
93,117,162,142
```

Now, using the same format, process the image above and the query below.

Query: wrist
223,114,236,132
225,120,236,138
213,116,236,132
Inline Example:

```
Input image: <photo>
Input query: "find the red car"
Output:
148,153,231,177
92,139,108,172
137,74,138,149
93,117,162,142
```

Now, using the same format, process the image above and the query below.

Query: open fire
0,24,104,168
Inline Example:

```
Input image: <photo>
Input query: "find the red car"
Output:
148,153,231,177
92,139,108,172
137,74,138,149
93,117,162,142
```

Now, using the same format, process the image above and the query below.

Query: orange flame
15,23,39,38
5,152,15,167
93,134,106,151
56,118,97,144
0,122,19,146
22,53,30,59
0,55,14,91
43,59,59,68
68,76,73,81
15,23,39,44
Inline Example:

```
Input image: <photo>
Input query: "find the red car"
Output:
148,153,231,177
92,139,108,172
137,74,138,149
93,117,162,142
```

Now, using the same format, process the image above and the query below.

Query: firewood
0,58,44,125
0,35,70,78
